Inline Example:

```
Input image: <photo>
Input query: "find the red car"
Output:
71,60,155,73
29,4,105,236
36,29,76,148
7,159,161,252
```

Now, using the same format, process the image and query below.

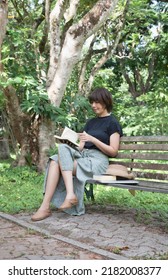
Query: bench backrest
110,136,168,182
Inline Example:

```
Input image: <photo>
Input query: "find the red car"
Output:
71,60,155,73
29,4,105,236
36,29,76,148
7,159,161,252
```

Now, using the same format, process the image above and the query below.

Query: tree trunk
0,111,11,159
47,0,119,106
0,138,10,159
0,1,10,159
3,85,56,169
38,118,55,172
3,86,32,165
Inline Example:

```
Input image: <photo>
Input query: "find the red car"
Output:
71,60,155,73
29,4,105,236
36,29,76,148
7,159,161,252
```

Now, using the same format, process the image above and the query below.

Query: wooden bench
85,136,168,200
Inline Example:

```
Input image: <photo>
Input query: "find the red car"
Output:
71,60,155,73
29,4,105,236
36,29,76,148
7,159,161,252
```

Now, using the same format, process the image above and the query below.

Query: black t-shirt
83,114,123,150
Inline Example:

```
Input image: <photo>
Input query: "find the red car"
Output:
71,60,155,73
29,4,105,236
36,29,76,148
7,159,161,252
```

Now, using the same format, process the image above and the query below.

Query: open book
54,127,79,148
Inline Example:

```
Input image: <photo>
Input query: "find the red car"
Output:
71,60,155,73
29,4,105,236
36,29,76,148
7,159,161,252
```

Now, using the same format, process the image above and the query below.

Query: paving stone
0,204,168,260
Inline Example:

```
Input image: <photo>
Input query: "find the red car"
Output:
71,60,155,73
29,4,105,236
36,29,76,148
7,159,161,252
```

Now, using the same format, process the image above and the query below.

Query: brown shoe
59,197,78,211
31,209,51,222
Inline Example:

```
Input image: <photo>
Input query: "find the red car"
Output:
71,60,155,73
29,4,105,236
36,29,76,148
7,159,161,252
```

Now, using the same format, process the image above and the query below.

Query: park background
0,0,168,240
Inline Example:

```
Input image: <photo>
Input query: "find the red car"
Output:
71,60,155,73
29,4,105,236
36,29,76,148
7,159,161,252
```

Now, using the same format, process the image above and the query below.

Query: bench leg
84,184,94,201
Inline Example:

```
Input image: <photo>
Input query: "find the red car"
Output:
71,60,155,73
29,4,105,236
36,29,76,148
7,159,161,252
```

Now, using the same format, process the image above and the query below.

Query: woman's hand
78,131,94,143
78,131,120,157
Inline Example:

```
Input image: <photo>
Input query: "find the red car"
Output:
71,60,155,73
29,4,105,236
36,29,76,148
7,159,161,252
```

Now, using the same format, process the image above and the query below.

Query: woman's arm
78,139,85,151
78,131,120,157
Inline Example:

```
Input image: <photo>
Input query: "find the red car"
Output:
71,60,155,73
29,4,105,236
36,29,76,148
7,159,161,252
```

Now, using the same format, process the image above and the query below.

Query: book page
54,127,79,148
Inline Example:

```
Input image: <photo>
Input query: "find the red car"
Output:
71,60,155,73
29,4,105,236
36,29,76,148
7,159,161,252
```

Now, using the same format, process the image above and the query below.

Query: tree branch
47,0,67,87
83,0,130,94
39,0,51,54
70,0,118,41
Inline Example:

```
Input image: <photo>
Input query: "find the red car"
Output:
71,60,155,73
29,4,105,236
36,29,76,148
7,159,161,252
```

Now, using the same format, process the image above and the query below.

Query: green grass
1,159,168,225
90,184,168,214
0,159,44,213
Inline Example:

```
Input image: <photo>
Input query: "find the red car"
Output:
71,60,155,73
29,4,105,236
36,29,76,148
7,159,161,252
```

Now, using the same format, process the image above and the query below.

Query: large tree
1,0,119,170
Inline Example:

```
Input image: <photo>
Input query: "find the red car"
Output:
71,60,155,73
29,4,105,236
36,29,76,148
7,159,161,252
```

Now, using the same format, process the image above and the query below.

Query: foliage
21,90,66,121
0,160,43,213
86,0,168,136
92,183,168,213
0,0,167,162
92,69,168,136
116,86,168,136
116,0,168,93
61,93,94,131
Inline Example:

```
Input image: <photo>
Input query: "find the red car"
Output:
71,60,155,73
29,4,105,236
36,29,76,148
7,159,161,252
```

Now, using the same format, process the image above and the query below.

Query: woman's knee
50,159,59,170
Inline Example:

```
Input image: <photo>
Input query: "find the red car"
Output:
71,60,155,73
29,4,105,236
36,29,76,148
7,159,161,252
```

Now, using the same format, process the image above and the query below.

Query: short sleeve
107,119,123,137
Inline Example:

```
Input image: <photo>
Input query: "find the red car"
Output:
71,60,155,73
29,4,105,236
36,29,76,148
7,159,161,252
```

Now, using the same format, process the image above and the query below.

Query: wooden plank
138,180,168,189
87,180,168,188
134,172,168,180
109,184,168,194
119,143,168,151
109,161,168,171
129,162,168,171
120,136,168,142
114,152,168,161
86,180,168,193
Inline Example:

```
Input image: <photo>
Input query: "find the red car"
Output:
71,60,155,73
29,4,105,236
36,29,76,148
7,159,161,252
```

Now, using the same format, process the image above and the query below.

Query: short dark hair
88,88,113,112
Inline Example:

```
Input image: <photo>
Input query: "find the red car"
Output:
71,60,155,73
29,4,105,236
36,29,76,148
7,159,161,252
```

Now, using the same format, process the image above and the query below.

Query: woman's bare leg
60,160,77,198
31,160,60,221
39,160,61,210
59,160,78,209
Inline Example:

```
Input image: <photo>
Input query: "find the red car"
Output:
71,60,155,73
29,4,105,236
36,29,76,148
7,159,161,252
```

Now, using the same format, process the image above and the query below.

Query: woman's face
90,101,108,117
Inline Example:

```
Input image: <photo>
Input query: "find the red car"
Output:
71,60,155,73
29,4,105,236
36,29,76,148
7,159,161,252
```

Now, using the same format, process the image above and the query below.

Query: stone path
0,204,168,260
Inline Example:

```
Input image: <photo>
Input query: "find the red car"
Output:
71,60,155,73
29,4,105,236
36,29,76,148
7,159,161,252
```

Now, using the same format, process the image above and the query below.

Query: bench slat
109,183,168,194
135,172,168,180
86,180,168,193
119,143,168,151
137,180,168,190
110,161,168,171
120,136,168,142
113,152,168,161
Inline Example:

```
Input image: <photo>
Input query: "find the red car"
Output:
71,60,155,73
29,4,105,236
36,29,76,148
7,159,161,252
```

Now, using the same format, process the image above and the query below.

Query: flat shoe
31,209,51,221
59,197,78,211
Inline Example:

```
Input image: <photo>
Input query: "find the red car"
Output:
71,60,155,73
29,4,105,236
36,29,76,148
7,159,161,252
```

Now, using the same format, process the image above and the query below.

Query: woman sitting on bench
31,87,123,221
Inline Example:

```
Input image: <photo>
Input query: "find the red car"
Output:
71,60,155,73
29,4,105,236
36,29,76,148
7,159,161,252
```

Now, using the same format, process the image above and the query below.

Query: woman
31,88,123,221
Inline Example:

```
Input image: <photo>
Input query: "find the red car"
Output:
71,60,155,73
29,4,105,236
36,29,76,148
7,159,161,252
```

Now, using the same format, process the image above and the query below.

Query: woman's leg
56,144,78,210
58,160,78,210
39,160,61,210
31,160,60,221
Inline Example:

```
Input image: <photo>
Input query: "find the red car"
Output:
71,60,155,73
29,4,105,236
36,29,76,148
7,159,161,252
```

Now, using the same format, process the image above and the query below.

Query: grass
0,159,44,213
1,158,168,226
90,184,168,216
